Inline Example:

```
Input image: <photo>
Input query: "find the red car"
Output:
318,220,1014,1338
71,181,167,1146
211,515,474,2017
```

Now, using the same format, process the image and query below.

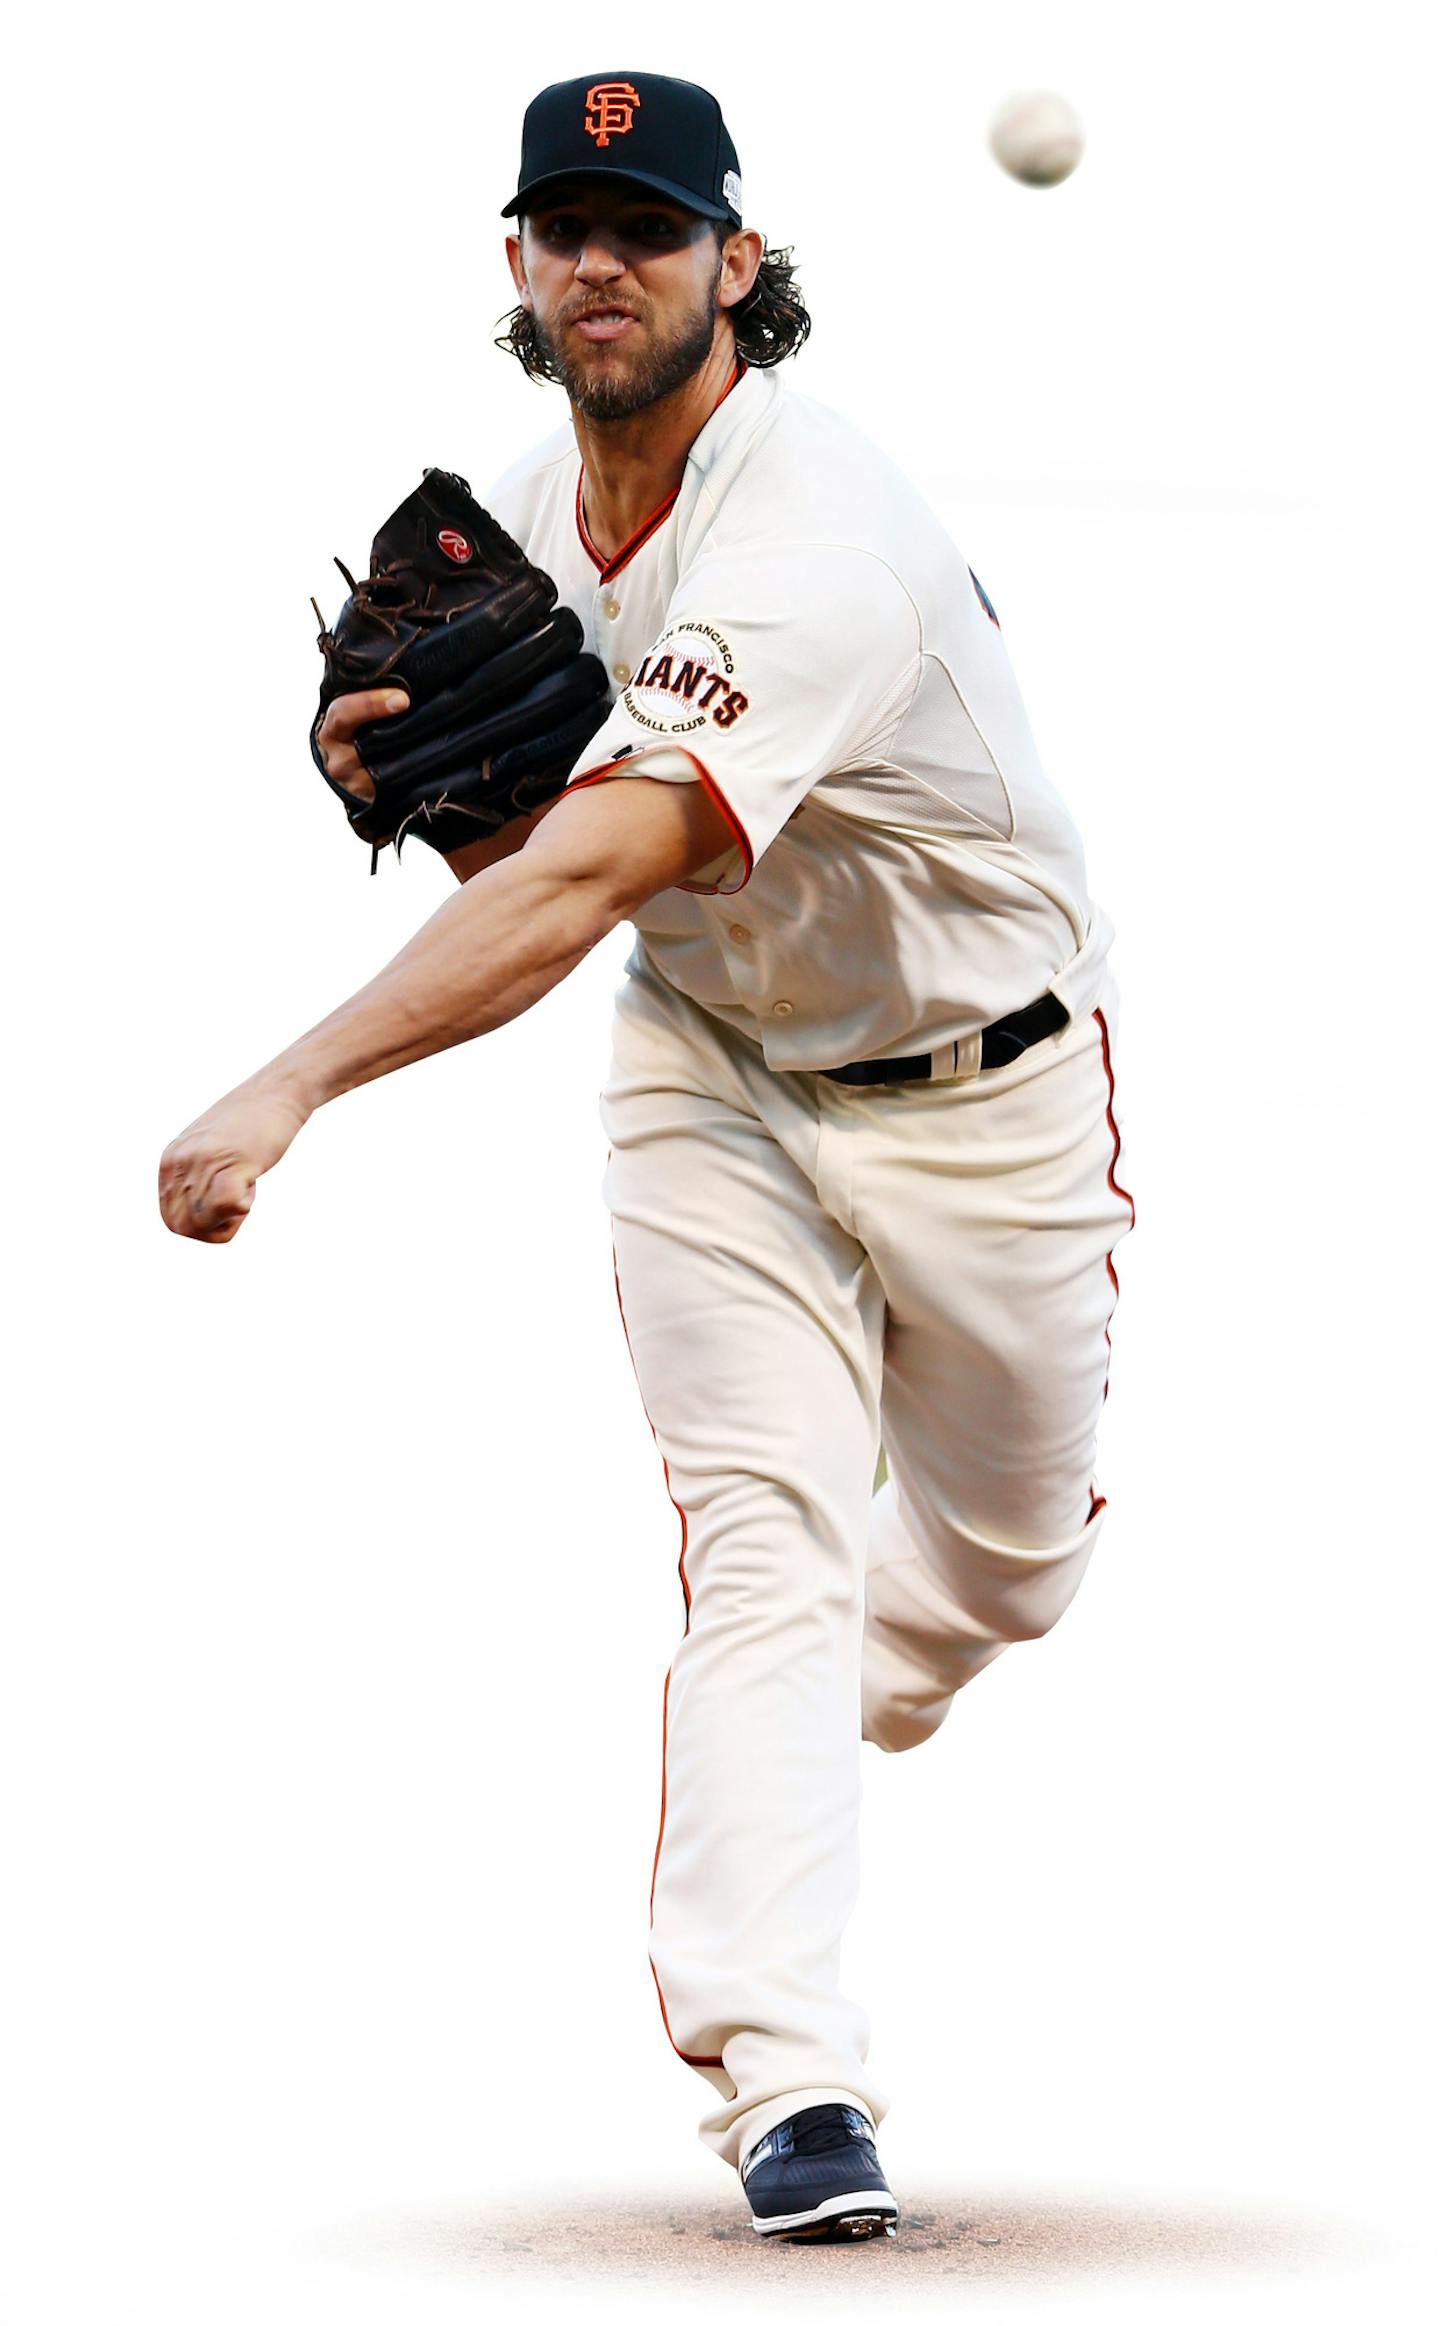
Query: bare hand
158,1077,313,1243
314,687,409,804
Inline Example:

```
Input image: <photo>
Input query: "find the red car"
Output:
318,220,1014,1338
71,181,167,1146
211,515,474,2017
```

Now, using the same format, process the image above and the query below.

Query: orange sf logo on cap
584,81,641,147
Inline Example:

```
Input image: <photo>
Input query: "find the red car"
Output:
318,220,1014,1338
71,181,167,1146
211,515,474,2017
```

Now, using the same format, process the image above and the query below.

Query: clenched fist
159,1076,312,1243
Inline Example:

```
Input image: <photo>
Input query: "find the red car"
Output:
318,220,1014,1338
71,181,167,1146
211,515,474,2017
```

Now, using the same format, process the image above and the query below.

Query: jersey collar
575,355,749,585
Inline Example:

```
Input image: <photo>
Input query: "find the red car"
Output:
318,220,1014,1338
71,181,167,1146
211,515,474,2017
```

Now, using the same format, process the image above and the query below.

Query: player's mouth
570,307,640,343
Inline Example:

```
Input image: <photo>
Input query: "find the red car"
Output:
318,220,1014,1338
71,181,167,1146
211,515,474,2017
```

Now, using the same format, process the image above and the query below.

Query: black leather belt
820,990,1069,1087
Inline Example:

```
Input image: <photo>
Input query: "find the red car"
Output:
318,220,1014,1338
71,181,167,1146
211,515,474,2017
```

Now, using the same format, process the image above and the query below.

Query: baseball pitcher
159,70,1135,2243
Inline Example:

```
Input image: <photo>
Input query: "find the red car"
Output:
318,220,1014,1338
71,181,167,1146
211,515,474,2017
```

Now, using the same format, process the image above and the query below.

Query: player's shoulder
709,368,961,571
483,420,577,545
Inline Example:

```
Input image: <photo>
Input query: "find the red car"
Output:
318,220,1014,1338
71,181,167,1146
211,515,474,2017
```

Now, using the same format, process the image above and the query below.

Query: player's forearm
262,854,614,1111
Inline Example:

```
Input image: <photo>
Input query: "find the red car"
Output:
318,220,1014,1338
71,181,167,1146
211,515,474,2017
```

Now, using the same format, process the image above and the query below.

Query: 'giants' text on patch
621,622,751,736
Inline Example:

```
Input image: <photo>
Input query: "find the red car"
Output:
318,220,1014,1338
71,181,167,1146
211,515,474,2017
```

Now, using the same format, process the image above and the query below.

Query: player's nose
574,234,627,284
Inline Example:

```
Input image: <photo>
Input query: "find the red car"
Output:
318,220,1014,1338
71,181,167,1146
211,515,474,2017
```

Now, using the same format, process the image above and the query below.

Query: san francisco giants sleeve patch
621,621,751,738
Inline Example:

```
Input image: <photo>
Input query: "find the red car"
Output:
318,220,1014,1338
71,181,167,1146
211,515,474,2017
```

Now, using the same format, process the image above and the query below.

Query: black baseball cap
502,72,743,228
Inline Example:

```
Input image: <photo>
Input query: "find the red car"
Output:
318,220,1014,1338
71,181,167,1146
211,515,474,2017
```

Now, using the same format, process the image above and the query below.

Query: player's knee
942,1498,1105,1645
985,1565,1087,1644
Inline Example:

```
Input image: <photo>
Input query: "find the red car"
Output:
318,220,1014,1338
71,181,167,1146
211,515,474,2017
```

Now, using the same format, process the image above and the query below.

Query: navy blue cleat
740,2102,899,2240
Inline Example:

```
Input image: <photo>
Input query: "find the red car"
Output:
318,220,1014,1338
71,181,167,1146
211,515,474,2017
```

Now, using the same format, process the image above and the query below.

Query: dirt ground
359,2186,1332,2288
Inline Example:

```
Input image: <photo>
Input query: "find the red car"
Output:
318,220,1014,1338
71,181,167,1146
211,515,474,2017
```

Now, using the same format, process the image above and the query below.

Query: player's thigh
602,1044,884,1553
861,1004,1134,1548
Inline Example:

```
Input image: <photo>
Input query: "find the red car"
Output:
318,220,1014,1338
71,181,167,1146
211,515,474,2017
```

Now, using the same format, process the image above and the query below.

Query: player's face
510,185,726,420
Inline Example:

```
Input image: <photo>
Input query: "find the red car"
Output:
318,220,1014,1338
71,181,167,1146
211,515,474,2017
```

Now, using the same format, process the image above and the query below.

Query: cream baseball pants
598,951,1135,2171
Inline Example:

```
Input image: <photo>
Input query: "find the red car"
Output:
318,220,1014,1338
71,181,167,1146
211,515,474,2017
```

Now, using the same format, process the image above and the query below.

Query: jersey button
613,661,633,687
601,597,621,620
771,999,794,1017
728,923,751,944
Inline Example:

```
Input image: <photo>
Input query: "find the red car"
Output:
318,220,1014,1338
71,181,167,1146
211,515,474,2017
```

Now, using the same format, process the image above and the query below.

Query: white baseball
988,90,1085,188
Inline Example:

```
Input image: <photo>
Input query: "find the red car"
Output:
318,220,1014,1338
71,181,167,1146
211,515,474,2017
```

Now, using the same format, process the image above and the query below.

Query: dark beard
536,277,721,421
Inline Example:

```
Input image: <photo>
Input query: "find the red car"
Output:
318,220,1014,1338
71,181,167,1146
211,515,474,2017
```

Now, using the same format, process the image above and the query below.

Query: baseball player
159,71,1135,2242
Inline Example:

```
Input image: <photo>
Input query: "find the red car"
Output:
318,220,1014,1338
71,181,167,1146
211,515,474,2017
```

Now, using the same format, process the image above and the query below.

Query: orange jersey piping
1093,1006,1136,1403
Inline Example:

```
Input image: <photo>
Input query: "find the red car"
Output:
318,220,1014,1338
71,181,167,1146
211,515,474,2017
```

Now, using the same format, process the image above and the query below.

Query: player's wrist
246,1053,326,1123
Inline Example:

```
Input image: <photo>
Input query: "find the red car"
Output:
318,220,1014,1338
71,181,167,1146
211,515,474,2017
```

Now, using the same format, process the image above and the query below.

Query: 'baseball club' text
622,622,750,736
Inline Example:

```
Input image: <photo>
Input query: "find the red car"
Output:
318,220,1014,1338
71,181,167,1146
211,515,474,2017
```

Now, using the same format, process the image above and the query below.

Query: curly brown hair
495,235,811,383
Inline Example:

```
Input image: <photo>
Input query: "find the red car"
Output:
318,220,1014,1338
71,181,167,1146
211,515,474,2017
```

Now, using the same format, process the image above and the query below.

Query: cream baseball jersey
486,358,1114,1070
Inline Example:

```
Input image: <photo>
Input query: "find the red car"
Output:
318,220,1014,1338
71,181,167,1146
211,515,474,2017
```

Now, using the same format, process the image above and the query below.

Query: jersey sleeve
563,544,920,894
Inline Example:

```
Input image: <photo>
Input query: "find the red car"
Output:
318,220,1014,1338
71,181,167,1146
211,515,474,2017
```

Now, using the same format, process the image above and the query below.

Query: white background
5,0,1437,2319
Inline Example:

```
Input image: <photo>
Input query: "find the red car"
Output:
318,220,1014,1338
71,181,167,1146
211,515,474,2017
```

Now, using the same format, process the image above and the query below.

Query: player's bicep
441,796,567,883
519,768,734,919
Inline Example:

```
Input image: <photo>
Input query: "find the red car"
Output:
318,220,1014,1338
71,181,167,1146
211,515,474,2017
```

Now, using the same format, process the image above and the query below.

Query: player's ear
716,227,763,311
505,232,531,308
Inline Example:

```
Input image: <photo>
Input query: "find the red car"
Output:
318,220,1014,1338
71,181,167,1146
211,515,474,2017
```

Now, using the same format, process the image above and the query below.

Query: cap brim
501,167,733,222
